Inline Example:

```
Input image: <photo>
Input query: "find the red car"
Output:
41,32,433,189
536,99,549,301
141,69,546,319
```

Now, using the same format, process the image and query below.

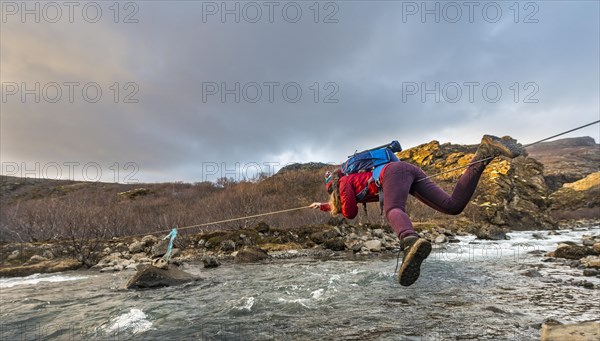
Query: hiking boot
398,236,432,287
475,135,524,162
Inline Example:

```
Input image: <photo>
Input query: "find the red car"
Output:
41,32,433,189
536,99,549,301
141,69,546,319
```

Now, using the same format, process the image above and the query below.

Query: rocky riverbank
542,232,600,280
2,220,600,279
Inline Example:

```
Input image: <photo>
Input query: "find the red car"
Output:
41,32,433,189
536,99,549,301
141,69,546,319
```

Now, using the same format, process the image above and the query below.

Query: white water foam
103,308,152,335
232,297,256,312
310,288,324,300
277,297,311,308
0,273,90,288
428,227,600,264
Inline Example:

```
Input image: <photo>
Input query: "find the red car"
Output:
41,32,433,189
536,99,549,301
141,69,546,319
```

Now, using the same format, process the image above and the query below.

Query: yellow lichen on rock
563,172,600,191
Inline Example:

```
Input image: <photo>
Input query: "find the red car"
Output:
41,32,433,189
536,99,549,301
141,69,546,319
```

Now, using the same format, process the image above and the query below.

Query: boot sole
398,239,432,287
482,135,522,158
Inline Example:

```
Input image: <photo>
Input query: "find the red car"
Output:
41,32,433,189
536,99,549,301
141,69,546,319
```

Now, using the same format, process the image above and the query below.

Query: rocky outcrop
117,187,153,199
550,172,600,220
526,136,599,191
125,264,200,289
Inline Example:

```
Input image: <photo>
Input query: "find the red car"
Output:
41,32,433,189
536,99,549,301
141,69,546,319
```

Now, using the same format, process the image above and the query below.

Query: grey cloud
1,1,598,182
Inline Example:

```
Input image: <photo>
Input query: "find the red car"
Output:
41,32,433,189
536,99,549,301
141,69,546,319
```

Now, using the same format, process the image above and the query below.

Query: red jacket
319,168,385,219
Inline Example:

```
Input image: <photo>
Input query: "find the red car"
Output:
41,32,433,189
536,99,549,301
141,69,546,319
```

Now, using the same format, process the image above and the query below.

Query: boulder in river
324,238,346,251
552,245,595,260
474,225,509,240
364,240,382,252
234,246,270,263
125,264,200,289
202,256,220,268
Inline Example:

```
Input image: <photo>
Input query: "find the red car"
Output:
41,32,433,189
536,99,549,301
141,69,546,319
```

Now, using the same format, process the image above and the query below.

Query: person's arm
339,176,358,219
309,202,331,211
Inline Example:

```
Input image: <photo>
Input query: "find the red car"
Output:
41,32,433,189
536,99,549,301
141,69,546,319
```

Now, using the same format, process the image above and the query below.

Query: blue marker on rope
162,228,177,262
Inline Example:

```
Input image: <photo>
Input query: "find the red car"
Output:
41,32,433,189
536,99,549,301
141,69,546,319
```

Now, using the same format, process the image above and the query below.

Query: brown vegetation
0,169,334,244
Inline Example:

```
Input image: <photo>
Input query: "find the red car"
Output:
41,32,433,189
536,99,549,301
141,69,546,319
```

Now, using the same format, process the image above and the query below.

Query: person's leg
381,162,419,239
381,162,432,287
410,160,486,215
409,134,524,215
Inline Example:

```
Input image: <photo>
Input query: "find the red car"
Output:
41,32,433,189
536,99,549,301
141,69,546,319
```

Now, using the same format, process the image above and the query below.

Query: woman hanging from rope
310,135,524,286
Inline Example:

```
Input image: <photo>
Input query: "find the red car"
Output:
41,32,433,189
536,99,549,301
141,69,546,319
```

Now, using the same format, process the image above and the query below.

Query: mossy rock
234,246,269,263
258,243,303,251
553,245,595,260
309,230,338,244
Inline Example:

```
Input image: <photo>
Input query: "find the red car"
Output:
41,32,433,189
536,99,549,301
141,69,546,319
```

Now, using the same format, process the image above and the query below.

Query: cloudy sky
1,1,599,183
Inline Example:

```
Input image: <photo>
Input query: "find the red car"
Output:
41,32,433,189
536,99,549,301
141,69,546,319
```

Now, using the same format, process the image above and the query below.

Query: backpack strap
355,177,373,202
373,163,392,215
378,187,384,215
372,163,387,184
355,164,390,215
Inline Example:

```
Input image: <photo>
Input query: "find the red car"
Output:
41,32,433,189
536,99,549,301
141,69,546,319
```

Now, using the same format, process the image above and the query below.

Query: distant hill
1,136,598,243
526,136,599,191
276,162,332,175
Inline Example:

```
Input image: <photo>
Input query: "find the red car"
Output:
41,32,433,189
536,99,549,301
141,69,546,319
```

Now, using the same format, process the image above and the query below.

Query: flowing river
1,227,598,340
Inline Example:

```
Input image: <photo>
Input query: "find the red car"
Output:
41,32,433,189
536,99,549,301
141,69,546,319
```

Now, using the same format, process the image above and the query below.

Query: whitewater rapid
1,226,598,340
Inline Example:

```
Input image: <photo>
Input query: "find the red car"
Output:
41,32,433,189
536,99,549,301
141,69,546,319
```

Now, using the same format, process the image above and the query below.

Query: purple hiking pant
381,160,486,240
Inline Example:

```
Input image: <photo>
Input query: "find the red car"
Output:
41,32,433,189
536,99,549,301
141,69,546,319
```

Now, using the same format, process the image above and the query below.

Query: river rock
100,265,121,272
553,245,595,260
372,229,384,238
583,268,600,276
581,235,597,246
541,320,600,341
254,222,270,233
324,238,346,251
202,256,220,268
364,240,382,252
125,264,200,289
521,269,543,277
128,241,145,254
96,253,123,266
220,240,236,252
142,235,158,246
310,230,338,244
594,243,600,254
151,239,169,257
579,255,600,269
234,246,269,263
434,235,447,244
41,250,55,259
28,255,48,264
7,250,20,261
474,225,509,240
350,242,363,253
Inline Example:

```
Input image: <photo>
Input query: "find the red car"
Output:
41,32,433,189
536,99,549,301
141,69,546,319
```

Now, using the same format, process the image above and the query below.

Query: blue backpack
341,140,402,182
340,141,402,213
